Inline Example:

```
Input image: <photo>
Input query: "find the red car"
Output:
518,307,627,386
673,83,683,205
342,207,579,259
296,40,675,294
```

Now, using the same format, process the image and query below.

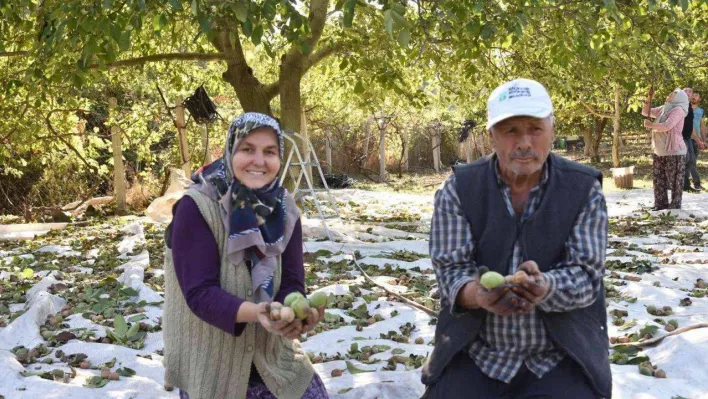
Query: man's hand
643,119,653,129
698,140,705,150
457,268,532,316
510,261,550,305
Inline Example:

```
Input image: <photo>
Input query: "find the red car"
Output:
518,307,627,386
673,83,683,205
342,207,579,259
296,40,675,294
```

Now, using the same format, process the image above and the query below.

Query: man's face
684,87,693,98
692,93,702,105
489,116,554,178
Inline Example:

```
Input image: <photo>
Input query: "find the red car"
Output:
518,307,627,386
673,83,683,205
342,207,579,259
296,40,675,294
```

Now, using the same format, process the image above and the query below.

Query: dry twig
350,254,439,317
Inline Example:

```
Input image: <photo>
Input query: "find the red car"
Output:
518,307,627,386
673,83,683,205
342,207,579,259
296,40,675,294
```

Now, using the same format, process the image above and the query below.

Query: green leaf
168,0,183,11
116,367,136,377
235,2,248,23
384,10,394,39
613,345,639,355
242,19,253,36
127,314,147,323
345,360,375,374
397,29,411,47
391,348,405,355
21,268,34,279
251,24,264,45
114,314,129,336
84,376,109,388
618,319,637,331
354,80,365,94
639,324,659,337
343,0,356,27
679,0,688,11
626,356,650,365
126,322,140,338
191,0,198,15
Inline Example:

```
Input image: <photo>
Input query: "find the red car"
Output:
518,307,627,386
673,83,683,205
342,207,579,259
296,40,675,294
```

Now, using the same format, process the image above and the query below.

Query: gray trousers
684,139,701,188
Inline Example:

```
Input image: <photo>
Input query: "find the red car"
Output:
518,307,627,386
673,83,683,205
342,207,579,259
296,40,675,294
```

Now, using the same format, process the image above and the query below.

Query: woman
162,112,329,399
643,88,689,210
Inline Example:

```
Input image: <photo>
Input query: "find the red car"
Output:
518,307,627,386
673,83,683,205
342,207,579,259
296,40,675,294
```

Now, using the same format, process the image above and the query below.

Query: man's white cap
486,78,553,130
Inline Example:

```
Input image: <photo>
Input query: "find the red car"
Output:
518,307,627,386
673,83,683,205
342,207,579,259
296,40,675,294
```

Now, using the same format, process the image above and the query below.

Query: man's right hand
457,280,532,316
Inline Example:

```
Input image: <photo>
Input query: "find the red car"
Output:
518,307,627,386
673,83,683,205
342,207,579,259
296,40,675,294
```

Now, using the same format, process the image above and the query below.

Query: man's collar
493,155,550,188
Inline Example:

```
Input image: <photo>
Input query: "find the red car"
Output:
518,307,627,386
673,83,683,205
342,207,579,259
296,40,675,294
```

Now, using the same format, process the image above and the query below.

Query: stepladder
279,132,340,241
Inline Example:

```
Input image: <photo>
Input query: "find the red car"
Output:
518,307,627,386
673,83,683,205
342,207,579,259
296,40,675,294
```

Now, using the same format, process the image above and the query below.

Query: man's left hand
510,260,550,305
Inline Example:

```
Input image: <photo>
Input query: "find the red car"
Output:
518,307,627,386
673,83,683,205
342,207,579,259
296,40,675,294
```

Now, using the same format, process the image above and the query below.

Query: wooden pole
362,117,371,168
202,125,212,164
402,130,409,173
378,118,386,182
612,83,622,168
300,107,312,181
175,100,191,177
325,128,332,174
432,128,441,173
109,97,127,215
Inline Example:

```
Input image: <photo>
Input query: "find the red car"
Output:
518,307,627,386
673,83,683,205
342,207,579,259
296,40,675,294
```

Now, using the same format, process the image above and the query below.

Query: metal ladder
279,132,340,241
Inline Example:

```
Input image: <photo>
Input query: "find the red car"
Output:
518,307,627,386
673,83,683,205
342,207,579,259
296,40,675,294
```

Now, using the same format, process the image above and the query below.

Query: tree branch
579,99,614,119
351,254,439,317
88,52,227,69
611,323,708,349
304,42,344,74
284,0,331,66
45,109,100,174
0,51,30,58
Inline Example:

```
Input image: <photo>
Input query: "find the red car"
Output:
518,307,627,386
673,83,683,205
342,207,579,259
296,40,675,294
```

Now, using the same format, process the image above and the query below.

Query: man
683,88,703,192
690,90,706,190
422,78,610,399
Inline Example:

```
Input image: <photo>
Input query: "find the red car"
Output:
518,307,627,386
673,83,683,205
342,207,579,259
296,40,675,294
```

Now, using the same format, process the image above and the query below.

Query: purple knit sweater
170,196,305,336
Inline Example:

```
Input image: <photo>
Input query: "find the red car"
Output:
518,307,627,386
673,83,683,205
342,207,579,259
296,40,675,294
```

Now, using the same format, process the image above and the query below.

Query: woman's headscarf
189,112,298,303
656,88,689,124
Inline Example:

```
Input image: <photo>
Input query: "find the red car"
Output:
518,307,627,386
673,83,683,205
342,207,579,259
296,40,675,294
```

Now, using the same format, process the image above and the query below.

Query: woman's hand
256,302,303,340
644,119,653,129
301,306,326,335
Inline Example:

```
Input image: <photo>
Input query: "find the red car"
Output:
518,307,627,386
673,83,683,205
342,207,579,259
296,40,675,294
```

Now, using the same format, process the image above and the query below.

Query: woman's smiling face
231,127,281,189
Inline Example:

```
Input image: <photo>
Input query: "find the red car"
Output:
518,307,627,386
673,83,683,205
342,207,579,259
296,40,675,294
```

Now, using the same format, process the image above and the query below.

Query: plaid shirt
429,160,607,383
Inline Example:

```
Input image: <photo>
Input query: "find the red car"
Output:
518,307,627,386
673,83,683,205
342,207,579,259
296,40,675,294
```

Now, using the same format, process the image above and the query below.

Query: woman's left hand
643,119,653,129
301,306,326,334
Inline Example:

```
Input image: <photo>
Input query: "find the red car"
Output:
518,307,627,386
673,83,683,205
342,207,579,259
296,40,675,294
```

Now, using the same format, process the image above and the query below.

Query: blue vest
422,153,612,398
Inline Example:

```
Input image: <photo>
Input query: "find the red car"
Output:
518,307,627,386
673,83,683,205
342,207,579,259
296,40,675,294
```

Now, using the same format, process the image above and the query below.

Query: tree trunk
300,106,312,182
612,84,622,168
379,120,386,182
402,130,409,172
109,97,127,215
362,118,371,168
279,59,303,192
325,128,332,174
175,100,191,177
586,117,609,163
432,130,441,173
583,124,593,157
593,118,608,162
202,125,212,165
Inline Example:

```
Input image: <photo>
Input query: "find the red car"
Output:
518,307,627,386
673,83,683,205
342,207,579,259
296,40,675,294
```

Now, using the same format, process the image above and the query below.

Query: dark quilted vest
421,153,611,398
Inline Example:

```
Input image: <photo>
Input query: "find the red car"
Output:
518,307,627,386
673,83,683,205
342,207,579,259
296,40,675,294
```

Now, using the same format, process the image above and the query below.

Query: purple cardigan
170,196,305,336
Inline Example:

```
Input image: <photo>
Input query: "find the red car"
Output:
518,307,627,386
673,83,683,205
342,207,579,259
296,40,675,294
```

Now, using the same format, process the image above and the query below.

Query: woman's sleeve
274,219,306,303
651,108,685,132
649,106,663,119
171,196,248,336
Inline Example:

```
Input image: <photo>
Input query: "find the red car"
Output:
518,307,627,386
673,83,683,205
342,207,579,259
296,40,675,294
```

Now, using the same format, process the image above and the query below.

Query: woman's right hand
256,302,303,340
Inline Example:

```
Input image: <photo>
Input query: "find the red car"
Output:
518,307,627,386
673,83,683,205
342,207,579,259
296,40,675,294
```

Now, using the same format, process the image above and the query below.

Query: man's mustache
511,150,539,160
